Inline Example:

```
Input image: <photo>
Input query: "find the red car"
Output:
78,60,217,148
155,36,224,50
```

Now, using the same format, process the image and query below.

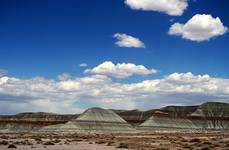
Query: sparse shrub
154,147,169,150
95,140,106,144
36,141,42,144
1,135,9,139
181,139,188,142
190,138,201,143
200,147,211,150
8,144,17,148
53,139,61,143
64,141,70,145
219,140,224,144
107,141,114,146
33,138,42,142
211,143,219,147
202,141,212,145
43,141,55,146
0,140,9,145
183,144,191,149
116,143,129,148
66,139,72,142
74,139,83,142
20,140,33,145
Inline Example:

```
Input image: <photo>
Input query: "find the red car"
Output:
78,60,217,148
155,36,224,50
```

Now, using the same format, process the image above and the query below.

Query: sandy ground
0,142,122,150
0,132,229,150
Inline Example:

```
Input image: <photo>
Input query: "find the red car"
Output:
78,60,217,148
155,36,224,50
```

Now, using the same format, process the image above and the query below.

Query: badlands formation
0,102,229,150
0,102,228,133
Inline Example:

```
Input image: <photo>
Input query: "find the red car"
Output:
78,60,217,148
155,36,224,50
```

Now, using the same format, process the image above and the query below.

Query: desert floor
0,132,229,150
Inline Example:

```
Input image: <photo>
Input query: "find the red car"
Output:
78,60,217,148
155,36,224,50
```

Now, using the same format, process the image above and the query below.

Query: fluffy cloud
169,14,228,41
84,61,158,78
113,33,145,48
58,73,71,81
125,0,188,16
1,72,229,114
79,63,88,67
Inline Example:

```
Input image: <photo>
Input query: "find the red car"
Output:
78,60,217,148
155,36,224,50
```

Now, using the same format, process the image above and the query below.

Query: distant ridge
0,112,78,121
190,102,229,117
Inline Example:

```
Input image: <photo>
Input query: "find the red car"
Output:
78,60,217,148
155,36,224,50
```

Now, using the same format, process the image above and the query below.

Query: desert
0,102,229,149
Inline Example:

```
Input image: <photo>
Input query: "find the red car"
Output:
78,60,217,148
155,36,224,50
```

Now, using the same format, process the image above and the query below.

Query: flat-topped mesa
189,102,229,118
187,102,229,129
139,102,229,131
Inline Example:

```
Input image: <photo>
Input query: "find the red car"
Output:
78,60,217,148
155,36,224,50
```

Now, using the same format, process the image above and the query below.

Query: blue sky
0,0,228,79
0,0,229,114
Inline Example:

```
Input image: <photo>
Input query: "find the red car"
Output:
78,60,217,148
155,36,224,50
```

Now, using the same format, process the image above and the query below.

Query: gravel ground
0,132,229,150
0,142,123,150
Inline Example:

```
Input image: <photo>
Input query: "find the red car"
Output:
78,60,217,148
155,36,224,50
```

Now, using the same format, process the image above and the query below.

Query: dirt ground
0,132,229,150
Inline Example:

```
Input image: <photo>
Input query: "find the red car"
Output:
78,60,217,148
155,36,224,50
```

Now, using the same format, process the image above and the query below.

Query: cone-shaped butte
71,107,135,133
42,107,135,133
138,111,199,132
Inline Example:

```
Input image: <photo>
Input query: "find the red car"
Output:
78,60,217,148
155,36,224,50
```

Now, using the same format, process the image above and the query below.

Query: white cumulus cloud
1,72,229,114
125,0,188,16
84,61,158,78
58,73,71,81
169,14,228,41
113,33,145,48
